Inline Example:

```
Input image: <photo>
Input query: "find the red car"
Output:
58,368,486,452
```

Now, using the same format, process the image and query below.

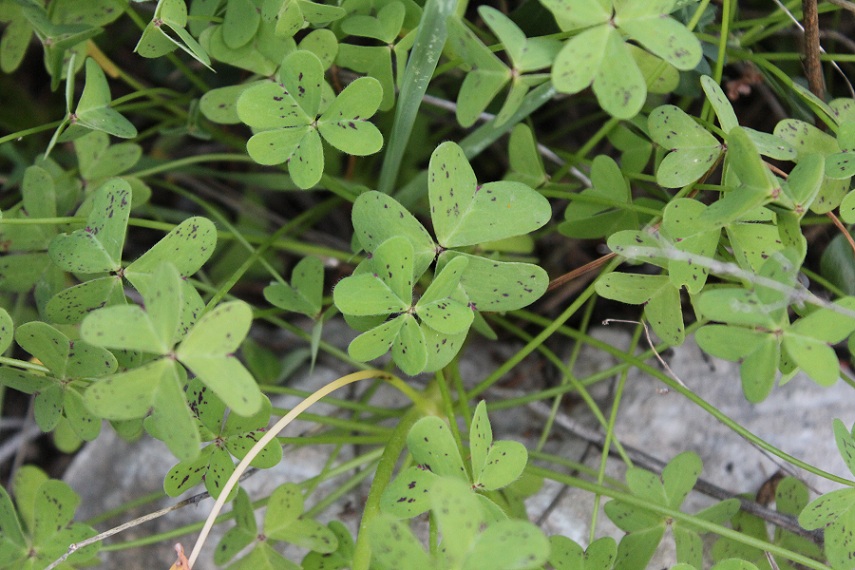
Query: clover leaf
338,143,548,372
164,381,281,500
301,521,355,570
774,105,853,213
215,484,338,568
696,254,855,401
548,536,617,570
0,321,115,450
712,477,821,567
46,180,216,326
333,236,472,375
381,401,527,519
238,49,383,189
370,478,549,570
0,466,99,569
273,0,346,38
649,104,723,188
506,124,548,188
605,452,739,570
135,0,211,69
73,130,151,206
449,8,559,127
337,1,410,111
81,262,263,461
264,256,325,318
57,58,137,142
543,0,701,119
0,161,80,294
798,419,855,568
561,155,640,239
596,271,685,345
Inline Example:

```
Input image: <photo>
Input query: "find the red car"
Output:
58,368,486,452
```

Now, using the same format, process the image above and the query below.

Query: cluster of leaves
0,466,99,569
3,0,855,569
596,75,855,404
369,402,550,570
332,141,550,375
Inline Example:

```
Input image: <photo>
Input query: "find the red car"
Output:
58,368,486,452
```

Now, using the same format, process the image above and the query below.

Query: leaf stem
351,405,425,570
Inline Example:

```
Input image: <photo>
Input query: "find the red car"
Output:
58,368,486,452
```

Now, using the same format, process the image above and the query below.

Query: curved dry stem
185,369,390,568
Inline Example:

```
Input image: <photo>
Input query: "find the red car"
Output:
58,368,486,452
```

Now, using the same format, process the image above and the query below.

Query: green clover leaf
605,452,739,570
561,155,640,239
712,477,821,567
216,483,338,567
57,58,137,142
46,181,215,326
429,142,552,248
696,254,855,400
381,402,527,518
371,478,549,570
649,104,723,188
165,381,281,500
596,271,685,345
334,236,471,374
0,321,114,448
273,0,346,38
798,420,855,568
774,112,852,213
0,466,99,568
264,256,325,318
135,0,212,69
506,124,549,187
449,8,559,127
545,0,701,119
81,262,263,461
239,50,383,189
549,536,617,570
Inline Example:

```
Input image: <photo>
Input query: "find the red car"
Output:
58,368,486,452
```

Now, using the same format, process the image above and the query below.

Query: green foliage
0,466,99,568
81,262,263,460
543,0,701,118
215,484,338,569
238,49,383,188
605,452,740,569
381,401,527,519
2,2,855,569
164,381,281,500
798,419,855,568
370,478,549,570
334,141,549,374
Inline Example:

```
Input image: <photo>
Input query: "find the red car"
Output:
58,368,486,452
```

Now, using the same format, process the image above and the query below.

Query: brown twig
547,253,616,292
827,210,855,257
801,0,826,104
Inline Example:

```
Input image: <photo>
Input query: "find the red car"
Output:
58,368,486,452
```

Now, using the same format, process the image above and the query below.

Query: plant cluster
1,0,855,569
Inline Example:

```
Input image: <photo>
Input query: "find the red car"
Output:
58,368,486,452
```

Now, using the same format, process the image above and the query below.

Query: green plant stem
514,310,855,487
0,120,64,146
352,405,425,570
527,464,833,570
436,370,467,474
590,322,643,543
129,154,257,178
703,0,734,124
535,296,596,452
0,356,49,373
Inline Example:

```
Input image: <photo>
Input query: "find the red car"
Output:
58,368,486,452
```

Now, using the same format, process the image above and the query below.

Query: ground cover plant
2,0,855,568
